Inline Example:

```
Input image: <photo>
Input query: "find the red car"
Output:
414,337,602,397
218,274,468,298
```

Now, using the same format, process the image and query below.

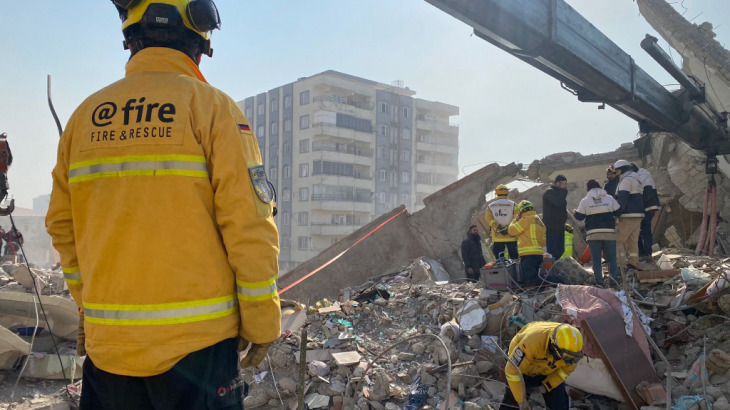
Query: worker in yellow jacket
485,184,518,260
562,224,574,259
46,1,279,408
508,201,546,287
502,322,584,410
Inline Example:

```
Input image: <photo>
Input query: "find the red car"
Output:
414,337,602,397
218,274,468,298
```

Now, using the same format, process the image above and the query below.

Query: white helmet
613,159,631,169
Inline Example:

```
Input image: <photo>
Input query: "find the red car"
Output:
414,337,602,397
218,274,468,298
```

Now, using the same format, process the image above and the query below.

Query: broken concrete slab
0,292,78,340
281,308,306,334
24,353,83,380
0,324,30,370
565,357,623,402
637,270,681,283
303,393,330,409
455,300,487,336
331,351,361,366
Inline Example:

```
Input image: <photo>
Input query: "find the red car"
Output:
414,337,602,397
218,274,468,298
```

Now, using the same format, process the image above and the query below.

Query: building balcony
313,141,374,166
312,174,373,189
416,119,459,135
313,123,375,144
310,223,363,236
416,141,459,155
310,196,373,212
415,162,459,175
416,184,441,195
313,96,374,120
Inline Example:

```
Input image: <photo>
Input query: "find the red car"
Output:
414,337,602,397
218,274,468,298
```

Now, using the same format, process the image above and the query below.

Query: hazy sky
1,0,729,208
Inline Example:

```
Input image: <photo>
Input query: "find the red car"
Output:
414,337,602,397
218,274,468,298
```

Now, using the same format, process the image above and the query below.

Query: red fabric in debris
557,285,652,362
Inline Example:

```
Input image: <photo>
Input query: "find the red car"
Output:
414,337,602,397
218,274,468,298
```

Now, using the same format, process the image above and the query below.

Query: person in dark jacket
604,167,619,198
543,175,569,259
573,180,621,285
461,225,486,282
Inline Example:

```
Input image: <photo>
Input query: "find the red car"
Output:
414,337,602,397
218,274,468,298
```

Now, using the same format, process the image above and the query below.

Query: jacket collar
587,188,607,198
125,48,208,84
522,210,537,217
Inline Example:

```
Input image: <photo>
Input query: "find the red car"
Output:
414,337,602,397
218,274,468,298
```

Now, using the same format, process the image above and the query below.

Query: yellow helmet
550,324,584,365
517,200,534,213
114,0,220,57
495,184,509,197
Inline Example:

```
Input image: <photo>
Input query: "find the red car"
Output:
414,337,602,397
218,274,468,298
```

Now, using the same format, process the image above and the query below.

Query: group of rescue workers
458,159,661,409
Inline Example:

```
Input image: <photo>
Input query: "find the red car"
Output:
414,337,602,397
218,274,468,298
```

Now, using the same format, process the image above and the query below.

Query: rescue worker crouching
508,201,546,287
501,323,584,410
486,184,519,260
46,1,279,409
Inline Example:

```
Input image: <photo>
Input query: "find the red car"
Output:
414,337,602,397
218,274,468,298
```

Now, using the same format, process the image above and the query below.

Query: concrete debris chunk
24,354,83,380
0,324,30,369
0,292,79,340
454,300,487,335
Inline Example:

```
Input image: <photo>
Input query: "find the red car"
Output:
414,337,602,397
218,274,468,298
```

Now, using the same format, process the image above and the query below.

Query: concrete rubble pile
0,263,80,410
244,250,730,410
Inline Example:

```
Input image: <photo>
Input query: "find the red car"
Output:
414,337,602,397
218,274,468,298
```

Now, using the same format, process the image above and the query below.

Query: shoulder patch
512,348,525,366
238,123,252,135
249,165,274,204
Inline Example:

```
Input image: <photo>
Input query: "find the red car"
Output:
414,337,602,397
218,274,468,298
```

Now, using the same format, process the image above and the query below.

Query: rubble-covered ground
3,249,730,410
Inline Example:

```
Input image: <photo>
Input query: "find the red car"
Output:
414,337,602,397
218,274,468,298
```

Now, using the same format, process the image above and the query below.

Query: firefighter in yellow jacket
46,1,279,408
501,322,584,410
508,201,546,287
486,184,518,260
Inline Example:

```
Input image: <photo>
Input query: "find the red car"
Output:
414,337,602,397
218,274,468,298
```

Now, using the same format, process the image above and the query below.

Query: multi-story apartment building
237,71,459,273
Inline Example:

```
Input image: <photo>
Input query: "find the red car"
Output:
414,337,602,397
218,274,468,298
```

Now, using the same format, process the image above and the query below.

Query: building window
379,170,390,182
298,236,310,250
299,139,309,153
400,149,411,161
282,188,291,201
284,118,292,132
377,147,389,159
270,122,278,135
299,163,309,177
299,187,309,201
378,102,390,114
402,128,411,140
378,192,389,204
269,167,277,180
283,141,291,155
282,212,290,226
379,124,390,136
258,103,264,116
245,107,253,119
270,99,278,112
402,193,411,205
300,91,310,106
298,212,309,226
269,145,278,158
281,236,290,248
284,95,292,108
257,125,265,137
300,115,310,130
401,171,410,183
403,107,410,118
283,165,291,178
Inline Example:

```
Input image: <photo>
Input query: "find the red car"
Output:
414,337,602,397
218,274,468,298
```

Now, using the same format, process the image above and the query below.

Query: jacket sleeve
485,206,497,230
542,363,578,392
461,241,472,267
610,196,621,217
573,199,586,221
508,217,526,237
504,339,530,404
46,117,83,312
544,188,567,207
205,96,281,344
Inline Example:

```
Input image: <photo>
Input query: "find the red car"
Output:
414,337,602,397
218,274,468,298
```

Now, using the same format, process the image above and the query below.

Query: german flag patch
238,123,252,135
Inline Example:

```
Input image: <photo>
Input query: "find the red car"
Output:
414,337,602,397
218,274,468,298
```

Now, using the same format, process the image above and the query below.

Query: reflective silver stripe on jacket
69,160,208,178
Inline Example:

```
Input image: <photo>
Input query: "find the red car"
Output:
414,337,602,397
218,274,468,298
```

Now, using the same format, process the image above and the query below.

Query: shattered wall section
278,163,521,301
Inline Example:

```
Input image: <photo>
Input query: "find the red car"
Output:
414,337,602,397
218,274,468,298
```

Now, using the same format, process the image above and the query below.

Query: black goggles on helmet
112,0,221,32
553,346,584,365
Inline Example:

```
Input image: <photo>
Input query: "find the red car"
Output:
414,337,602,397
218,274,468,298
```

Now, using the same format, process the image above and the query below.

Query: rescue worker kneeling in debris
501,323,584,410
485,184,519,260
508,201,546,287
47,1,280,409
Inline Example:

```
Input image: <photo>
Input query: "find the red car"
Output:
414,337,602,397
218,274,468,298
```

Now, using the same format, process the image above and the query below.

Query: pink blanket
557,285,652,363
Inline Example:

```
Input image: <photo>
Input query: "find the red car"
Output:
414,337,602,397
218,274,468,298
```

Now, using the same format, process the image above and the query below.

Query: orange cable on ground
278,208,408,294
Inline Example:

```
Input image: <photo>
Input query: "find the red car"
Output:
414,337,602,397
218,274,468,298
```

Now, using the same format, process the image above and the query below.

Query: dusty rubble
0,264,80,410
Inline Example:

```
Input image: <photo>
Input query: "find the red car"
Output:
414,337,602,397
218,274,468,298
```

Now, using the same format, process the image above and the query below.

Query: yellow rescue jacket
505,322,578,404
485,198,518,243
507,211,546,257
46,48,281,377
562,232,574,259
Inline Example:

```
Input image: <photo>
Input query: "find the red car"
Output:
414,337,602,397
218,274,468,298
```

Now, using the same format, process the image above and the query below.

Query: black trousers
638,212,654,257
80,338,244,410
520,255,544,287
546,229,565,260
500,375,569,410
492,242,518,260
